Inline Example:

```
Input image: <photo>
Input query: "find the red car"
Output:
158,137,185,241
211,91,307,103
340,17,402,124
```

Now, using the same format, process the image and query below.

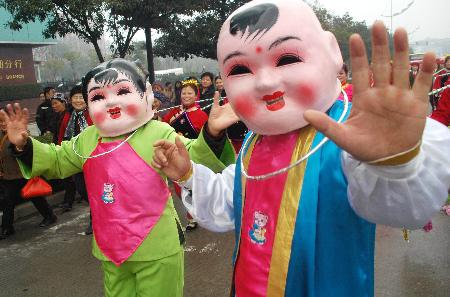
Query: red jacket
57,110,93,145
430,85,450,126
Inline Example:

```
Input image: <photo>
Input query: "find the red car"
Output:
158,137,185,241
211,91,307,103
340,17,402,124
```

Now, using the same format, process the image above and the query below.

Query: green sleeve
162,126,236,173
18,136,86,180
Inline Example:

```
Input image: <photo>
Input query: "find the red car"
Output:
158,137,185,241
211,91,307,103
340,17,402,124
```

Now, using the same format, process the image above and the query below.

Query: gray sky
314,0,449,42
134,0,448,43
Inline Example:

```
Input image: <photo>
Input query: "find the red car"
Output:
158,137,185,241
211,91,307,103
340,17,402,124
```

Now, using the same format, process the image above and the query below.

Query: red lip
108,107,121,119
262,91,285,101
262,91,285,111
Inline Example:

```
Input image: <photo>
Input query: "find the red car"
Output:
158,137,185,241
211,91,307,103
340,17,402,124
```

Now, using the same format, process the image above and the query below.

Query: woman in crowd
0,115,56,240
199,72,216,113
163,79,209,231
163,82,175,105
153,81,172,117
337,63,353,102
56,85,93,234
215,76,226,97
174,80,183,106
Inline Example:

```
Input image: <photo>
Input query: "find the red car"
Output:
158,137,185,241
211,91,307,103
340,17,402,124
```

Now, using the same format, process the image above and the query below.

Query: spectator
38,92,45,102
153,81,172,118
35,87,56,135
0,115,57,240
162,79,209,231
174,80,182,106
337,63,353,102
199,72,216,113
215,76,226,97
431,56,450,110
409,64,419,88
430,81,450,126
163,81,176,104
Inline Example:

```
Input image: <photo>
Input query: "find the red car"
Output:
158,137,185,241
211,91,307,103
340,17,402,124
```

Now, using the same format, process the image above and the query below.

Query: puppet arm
343,118,450,229
178,163,236,232
13,132,89,180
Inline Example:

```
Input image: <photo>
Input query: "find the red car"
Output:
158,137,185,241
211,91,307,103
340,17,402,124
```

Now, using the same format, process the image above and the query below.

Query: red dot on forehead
255,46,262,54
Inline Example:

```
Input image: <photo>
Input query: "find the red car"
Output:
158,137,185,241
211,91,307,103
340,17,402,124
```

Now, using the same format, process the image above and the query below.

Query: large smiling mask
82,59,155,137
218,0,343,135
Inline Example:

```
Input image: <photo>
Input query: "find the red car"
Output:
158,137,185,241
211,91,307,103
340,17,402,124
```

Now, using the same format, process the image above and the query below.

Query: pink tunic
83,140,170,265
234,131,299,296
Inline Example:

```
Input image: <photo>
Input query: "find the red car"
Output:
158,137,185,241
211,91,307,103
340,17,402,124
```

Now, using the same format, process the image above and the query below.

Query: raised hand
304,21,435,162
0,103,30,149
207,91,240,137
152,137,192,181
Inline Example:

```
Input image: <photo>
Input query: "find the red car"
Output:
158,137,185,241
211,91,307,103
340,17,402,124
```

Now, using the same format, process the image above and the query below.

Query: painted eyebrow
222,51,246,64
268,36,302,50
88,79,131,94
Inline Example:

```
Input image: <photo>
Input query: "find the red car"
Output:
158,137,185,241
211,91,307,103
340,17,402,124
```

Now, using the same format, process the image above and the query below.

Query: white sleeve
179,163,236,232
343,118,450,230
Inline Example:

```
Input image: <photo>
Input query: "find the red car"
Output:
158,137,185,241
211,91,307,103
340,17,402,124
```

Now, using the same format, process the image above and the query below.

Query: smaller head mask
82,59,154,137
217,0,343,135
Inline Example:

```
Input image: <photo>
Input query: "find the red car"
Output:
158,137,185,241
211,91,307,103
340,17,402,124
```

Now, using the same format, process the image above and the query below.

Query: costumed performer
151,1,450,297
0,58,236,297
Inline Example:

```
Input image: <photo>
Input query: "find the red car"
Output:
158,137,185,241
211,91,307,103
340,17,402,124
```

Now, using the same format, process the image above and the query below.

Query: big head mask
217,0,343,135
82,59,154,137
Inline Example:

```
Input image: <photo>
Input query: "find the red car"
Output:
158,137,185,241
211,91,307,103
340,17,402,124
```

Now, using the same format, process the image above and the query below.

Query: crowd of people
0,1,448,297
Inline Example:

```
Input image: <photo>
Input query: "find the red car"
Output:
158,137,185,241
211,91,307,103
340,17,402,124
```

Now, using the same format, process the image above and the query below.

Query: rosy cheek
233,96,255,119
93,112,106,124
126,104,139,117
295,84,316,107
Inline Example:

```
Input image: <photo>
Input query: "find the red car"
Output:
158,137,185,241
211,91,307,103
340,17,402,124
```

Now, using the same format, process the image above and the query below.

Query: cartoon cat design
101,183,115,204
249,211,268,245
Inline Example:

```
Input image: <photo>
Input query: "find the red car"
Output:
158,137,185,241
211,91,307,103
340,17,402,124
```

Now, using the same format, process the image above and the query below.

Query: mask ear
324,31,343,73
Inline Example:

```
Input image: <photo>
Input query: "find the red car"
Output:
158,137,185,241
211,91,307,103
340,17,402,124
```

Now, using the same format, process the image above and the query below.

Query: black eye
91,94,104,102
228,65,252,76
277,55,302,67
117,88,131,96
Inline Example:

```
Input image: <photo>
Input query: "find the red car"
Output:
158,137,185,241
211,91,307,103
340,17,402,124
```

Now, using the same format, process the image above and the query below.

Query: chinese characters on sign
0,46,37,86
0,59,25,82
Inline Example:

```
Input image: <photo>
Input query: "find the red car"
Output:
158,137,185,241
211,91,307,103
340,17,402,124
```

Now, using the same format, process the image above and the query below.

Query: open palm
0,103,29,148
207,91,240,137
304,21,435,162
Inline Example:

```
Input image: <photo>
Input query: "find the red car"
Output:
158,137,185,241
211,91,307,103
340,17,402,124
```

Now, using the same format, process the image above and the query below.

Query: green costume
18,120,234,297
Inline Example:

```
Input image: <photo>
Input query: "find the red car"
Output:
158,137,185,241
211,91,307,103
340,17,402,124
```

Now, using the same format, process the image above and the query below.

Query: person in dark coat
35,87,56,135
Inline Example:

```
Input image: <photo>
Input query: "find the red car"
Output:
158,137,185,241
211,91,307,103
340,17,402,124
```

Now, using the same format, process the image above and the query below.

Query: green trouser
101,251,184,297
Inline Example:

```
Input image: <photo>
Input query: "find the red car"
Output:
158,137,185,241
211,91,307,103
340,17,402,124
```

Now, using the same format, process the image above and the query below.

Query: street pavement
0,191,448,297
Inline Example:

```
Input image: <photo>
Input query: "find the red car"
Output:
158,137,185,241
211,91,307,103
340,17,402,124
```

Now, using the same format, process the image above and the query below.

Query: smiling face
217,0,342,135
86,69,154,137
71,93,87,111
181,85,197,108
215,78,224,91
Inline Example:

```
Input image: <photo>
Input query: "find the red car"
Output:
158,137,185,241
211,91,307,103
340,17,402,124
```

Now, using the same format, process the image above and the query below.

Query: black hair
201,72,214,81
230,3,279,41
69,84,83,99
82,58,148,102
215,75,222,81
43,86,55,95
341,63,348,75
445,56,450,65
165,81,172,87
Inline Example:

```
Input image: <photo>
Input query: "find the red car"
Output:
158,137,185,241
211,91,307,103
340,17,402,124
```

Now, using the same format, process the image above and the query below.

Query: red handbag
21,177,53,199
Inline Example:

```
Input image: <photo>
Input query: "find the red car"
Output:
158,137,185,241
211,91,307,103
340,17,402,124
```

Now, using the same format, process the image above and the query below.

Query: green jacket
18,120,235,262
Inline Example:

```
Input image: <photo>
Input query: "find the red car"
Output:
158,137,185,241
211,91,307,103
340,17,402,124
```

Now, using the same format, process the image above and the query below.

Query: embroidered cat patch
249,211,268,245
101,183,115,204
